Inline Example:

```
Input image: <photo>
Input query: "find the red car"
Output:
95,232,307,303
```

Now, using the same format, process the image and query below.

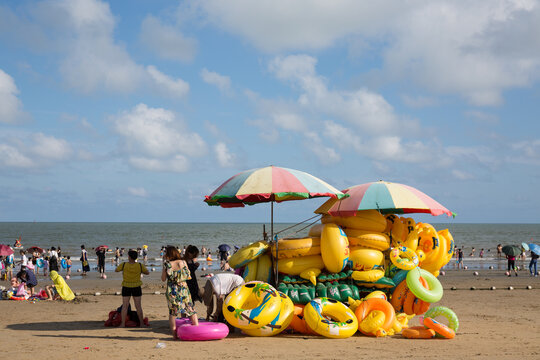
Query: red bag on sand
104,311,122,327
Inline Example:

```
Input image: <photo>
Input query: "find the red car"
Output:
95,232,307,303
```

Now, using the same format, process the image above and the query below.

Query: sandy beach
1,267,540,360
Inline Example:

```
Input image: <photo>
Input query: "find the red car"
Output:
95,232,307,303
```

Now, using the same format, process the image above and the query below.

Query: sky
1,0,540,223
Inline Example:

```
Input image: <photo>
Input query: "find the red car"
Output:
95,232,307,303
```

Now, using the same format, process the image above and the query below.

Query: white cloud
465,110,499,125
200,68,232,94
190,0,402,53
192,1,540,105
127,187,148,197
113,103,207,172
140,15,197,62
0,133,73,170
0,69,26,124
214,142,236,167
269,55,399,134
2,0,190,96
146,65,190,99
510,139,540,165
401,94,439,108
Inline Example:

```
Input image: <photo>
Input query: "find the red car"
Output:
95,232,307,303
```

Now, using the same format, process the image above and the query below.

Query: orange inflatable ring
423,317,455,339
10,296,26,301
402,277,429,315
413,297,430,315
390,280,409,312
354,298,396,336
288,304,317,335
402,326,435,339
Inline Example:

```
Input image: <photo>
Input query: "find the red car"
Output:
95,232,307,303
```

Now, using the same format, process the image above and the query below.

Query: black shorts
122,286,142,297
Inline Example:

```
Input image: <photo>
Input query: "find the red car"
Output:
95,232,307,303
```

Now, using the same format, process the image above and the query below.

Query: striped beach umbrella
205,165,347,207
205,166,347,284
315,180,452,217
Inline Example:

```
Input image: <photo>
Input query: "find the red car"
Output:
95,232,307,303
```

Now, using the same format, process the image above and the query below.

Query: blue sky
1,0,539,223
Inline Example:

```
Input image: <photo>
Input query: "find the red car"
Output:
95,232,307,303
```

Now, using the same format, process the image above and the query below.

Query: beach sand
1,268,540,359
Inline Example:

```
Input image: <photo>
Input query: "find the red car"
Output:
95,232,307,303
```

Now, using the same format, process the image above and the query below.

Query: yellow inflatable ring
343,229,390,251
390,246,419,270
243,292,294,337
223,281,281,330
351,269,385,283
228,241,269,269
304,297,358,339
321,224,349,273
277,255,325,275
348,247,384,271
270,237,321,259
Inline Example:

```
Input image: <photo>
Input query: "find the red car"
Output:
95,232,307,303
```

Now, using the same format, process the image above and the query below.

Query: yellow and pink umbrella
316,180,453,217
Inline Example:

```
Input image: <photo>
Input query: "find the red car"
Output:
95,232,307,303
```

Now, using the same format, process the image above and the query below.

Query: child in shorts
115,250,150,327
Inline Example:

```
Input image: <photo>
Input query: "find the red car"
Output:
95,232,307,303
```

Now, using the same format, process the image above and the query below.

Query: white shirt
21,254,28,266
210,273,244,295
51,250,58,259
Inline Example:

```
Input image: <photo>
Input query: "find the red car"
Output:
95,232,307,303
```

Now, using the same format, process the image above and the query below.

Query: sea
1,222,539,272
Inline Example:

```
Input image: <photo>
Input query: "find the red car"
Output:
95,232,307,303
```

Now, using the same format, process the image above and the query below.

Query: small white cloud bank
0,133,73,170
112,103,207,172
140,15,197,62
200,68,232,94
0,69,27,124
127,187,148,197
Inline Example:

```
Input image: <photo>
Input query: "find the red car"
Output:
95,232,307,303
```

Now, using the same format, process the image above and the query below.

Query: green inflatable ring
406,268,443,303
424,306,459,333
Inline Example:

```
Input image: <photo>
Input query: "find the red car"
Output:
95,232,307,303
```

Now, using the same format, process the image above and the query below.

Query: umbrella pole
272,201,279,286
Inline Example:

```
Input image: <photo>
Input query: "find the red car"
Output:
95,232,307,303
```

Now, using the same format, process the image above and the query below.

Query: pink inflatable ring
175,318,229,341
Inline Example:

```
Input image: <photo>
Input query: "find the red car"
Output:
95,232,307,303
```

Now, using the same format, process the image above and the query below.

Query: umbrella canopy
521,242,530,251
315,180,452,217
27,246,44,254
529,243,540,255
0,244,14,256
502,245,521,257
95,245,108,252
205,165,348,207
218,244,231,252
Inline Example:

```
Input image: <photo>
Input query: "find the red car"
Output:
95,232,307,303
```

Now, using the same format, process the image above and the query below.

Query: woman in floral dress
161,246,198,337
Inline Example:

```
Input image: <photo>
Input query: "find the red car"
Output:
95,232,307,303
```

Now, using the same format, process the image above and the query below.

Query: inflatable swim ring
228,241,269,269
277,255,325,276
406,268,443,303
424,306,459,333
222,281,281,330
354,297,396,337
423,317,455,339
36,258,44,268
271,238,321,259
60,258,67,269
390,246,419,270
243,292,294,337
348,247,384,271
344,230,390,251
288,304,318,335
321,224,349,273
402,326,435,339
323,210,387,232
304,297,358,339
243,258,258,282
177,321,229,341
351,269,385,283
255,254,272,283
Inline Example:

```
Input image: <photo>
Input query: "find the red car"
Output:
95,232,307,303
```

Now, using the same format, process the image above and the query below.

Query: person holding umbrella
218,244,230,263
503,245,520,277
